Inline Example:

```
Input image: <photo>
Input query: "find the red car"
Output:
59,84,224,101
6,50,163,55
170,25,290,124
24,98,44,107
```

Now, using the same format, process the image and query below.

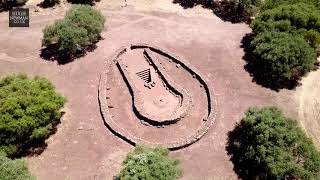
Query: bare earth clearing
0,0,317,179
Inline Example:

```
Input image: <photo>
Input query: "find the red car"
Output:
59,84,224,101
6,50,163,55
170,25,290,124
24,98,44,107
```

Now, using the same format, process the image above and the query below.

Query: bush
116,145,181,180
0,153,34,180
228,0,262,18
251,3,320,52
67,0,98,5
261,0,320,10
42,0,60,7
227,107,320,179
42,5,105,59
0,0,27,11
0,74,66,157
249,32,316,87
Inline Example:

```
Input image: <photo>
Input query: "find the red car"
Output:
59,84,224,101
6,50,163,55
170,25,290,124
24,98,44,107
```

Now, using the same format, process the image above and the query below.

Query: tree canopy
249,31,316,87
251,3,320,53
116,145,181,180
227,107,320,179
0,74,66,157
42,5,105,62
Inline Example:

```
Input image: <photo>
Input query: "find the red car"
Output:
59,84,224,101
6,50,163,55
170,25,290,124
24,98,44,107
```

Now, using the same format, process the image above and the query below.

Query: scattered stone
176,64,181,68
34,7,40,12
192,74,196,78
108,105,114,108
200,84,204,88
203,118,207,122
106,96,110,99
106,87,111,90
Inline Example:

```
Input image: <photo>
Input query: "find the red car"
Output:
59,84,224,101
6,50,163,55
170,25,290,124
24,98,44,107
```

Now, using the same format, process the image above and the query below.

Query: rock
108,105,114,108
176,64,181,68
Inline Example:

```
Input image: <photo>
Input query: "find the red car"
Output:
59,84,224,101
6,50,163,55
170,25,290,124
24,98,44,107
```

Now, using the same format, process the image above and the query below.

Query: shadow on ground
40,43,98,65
241,33,301,91
172,0,251,23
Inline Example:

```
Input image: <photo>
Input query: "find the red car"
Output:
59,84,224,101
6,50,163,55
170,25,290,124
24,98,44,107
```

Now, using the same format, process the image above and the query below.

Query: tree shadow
172,0,252,23
226,121,266,179
12,111,65,158
40,42,98,65
241,33,301,91
0,2,25,12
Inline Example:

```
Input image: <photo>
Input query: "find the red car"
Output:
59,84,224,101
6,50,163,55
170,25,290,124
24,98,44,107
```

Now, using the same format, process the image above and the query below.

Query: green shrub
42,5,105,58
65,5,105,42
0,153,34,180
227,107,320,179
261,0,320,10
250,32,316,85
116,145,181,180
0,74,66,157
228,0,262,17
251,3,320,52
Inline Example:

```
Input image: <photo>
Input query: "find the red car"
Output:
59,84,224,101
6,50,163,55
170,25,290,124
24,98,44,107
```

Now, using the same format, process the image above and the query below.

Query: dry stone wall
98,44,218,150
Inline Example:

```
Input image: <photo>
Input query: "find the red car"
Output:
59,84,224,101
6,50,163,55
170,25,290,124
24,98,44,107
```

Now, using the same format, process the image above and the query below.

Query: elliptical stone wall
98,44,218,150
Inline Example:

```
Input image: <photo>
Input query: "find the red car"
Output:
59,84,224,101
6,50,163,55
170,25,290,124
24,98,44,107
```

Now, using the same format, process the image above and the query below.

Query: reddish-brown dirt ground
0,1,300,179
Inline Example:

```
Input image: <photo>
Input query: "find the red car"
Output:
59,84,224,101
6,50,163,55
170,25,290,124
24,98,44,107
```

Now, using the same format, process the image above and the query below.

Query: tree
227,107,320,179
67,0,100,5
261,0,320,10
42,0,60,8
249,32,316,88
0,74,66,157
0,153,34,180
0,0,27,11
116,145,181,180
229,0,262,18
42,5,105,61
251,3,320,53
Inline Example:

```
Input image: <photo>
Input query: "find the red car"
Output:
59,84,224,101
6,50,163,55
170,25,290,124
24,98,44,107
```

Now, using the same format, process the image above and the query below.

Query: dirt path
295,68,320,148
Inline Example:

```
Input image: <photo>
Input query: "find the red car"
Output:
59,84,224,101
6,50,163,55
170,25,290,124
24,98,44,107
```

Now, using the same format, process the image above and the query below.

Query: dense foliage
227,107,320,179
261,0,320,10
249,32,316,86
0,153,34,180
67,0,100,5
251,3,320,53
116,145,181,180
0,74,66,157
42,0,60,7
0,0,27,11
228,0,262,18
42,5,105,58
